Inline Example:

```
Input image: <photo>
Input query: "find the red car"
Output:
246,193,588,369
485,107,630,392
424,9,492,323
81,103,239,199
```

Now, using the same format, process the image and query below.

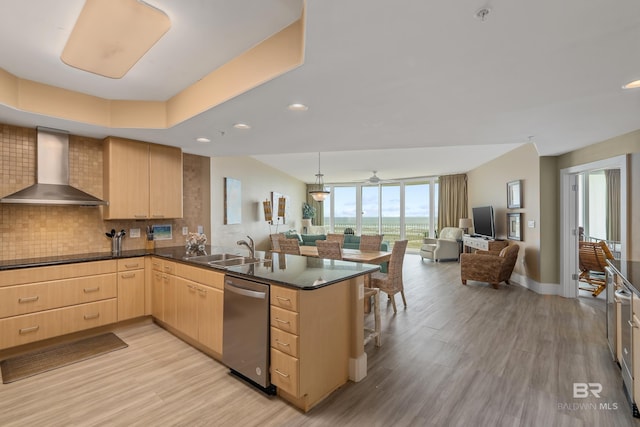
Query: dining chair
326,233,345,248
370,240,408,313
269,233,285,251
278,238,301,255
316,240,343,260
363,287,381,347
359,234,383,251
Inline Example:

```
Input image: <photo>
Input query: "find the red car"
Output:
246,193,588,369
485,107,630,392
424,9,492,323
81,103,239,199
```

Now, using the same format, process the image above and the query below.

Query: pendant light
309,152,330,202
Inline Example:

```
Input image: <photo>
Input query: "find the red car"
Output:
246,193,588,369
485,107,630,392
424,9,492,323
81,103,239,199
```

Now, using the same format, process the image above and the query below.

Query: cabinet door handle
276,296,291,302
275,318,290,325
124,263,139,269
164,266,172,272
18,296,39,303
83,287,101,293
84,313,100,320
274,369,290,378
120,273,136,279
134,215,147,218
19,325,40,334
197,287,207,295
275,339,290,348
152,214,165,218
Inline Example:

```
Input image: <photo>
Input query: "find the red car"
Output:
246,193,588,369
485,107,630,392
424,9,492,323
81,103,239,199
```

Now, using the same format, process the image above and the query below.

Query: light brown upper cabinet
103,137,183,219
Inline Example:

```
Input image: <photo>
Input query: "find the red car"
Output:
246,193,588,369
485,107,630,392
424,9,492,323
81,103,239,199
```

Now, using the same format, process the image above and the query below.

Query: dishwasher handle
225,281,267,299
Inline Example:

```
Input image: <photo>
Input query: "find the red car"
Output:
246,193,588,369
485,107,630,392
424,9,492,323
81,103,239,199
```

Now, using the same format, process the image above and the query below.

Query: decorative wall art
507,212,522,241
224,177,242,224
271,191,290,224
507,180,522,209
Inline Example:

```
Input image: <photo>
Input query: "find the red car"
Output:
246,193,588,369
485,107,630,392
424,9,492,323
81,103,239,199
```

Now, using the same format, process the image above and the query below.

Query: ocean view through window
323,177,439,250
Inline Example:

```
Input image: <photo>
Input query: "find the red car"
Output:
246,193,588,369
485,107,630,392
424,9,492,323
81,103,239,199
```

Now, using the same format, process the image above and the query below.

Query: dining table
296,245,392,265
293,245,391,313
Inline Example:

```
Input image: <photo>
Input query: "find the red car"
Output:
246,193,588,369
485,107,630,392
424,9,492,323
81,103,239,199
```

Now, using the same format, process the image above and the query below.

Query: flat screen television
472,206,495,239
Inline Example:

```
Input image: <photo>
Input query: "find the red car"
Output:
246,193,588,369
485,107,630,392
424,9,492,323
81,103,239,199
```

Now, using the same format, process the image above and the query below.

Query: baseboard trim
511,272,562,296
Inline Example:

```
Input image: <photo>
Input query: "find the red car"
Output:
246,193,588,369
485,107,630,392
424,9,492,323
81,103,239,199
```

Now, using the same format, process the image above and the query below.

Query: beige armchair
420,227,463,261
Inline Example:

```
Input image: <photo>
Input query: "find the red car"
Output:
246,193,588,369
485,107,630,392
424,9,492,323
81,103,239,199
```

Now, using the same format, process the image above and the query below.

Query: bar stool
363,287,381,347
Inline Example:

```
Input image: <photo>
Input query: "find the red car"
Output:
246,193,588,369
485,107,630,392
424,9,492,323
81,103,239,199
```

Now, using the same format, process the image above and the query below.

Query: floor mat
0,333,127,384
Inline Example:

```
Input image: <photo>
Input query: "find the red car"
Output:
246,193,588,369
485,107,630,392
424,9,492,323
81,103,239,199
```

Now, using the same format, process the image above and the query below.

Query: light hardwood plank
0,254,637,426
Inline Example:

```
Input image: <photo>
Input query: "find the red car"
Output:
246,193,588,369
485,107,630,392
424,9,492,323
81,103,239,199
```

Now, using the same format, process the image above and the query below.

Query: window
325,177,438,251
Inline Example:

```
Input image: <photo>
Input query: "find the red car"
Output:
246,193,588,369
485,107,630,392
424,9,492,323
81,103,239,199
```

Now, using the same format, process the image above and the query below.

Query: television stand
463,235,509,252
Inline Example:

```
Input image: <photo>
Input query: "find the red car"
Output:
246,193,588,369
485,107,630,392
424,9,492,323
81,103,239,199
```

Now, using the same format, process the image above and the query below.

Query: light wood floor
1,254,638,426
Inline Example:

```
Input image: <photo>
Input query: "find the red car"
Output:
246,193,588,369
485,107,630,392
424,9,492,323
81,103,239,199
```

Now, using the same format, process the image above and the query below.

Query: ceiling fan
360,171,394,185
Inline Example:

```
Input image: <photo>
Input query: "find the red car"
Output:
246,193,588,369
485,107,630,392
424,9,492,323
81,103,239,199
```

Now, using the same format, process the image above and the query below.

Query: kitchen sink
184,253,243,263
207,257,264,267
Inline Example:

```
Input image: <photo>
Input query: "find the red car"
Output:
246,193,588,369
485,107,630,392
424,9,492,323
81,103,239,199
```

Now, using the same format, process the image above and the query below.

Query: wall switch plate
197,225,204,234
130,228,141,238
528,220,535,228
182,226,188,235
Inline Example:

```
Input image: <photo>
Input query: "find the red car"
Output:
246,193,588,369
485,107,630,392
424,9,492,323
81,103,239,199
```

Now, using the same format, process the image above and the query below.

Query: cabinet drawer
0,260,117,287
271,327,299,358
175,263,224,290
151,258,176,275
0,274,117,318
271,306,299,335
0,299,117,350
117,258,144,272
271,348,299,397
271,286,299,312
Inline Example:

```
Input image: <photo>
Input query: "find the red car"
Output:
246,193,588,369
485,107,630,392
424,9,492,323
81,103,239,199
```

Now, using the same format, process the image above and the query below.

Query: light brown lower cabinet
0,299,117,349
0,260,118,350
176,277,223,354
150,258,177,328
173,263,224,355
269,282,351,412
117,258,145,321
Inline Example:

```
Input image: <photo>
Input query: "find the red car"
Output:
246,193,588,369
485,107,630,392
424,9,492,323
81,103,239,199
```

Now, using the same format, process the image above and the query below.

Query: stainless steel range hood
0,128,107,206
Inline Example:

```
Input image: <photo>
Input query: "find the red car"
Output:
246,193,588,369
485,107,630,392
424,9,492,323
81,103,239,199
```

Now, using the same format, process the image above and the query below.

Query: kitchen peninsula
0,246,379,412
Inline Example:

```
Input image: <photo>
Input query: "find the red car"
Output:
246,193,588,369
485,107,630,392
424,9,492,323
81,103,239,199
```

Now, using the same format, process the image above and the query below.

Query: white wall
210,156,306,251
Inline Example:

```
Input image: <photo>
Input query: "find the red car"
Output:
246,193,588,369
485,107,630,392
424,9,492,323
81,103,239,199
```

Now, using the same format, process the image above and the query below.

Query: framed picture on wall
507,213,522,241
271,192,290,224
224,177,242,225
507,180,522,209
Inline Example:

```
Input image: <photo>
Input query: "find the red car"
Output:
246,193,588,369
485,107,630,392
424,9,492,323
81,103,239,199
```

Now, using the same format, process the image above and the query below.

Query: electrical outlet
197,225,204,234
528,220,535,228
130,228,140,238
182,226,188,235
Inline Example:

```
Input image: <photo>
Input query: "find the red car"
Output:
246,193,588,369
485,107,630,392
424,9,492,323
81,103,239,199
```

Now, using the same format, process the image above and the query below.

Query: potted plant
302,203,315,234
302,202,316,219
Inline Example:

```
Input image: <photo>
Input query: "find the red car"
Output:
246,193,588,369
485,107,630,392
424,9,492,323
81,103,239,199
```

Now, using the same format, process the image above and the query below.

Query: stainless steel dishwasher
222,274,274,393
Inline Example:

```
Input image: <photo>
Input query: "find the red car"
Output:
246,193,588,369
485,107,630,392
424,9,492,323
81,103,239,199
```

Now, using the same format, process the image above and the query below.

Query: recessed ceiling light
622,80,640,89
288,103,308,111
196,137,211,143
233,123,251,130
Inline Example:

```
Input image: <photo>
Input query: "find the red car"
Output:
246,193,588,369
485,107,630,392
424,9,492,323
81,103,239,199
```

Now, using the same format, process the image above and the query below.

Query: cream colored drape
605,169,620,242
437,174,468,232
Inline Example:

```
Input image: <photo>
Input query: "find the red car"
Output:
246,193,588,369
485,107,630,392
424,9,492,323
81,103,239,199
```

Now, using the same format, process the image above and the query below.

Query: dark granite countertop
0,245,380,290
607,259,640,296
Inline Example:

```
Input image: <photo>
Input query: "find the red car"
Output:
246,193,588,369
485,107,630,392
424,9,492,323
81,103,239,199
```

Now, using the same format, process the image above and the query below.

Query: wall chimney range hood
0,127,107,206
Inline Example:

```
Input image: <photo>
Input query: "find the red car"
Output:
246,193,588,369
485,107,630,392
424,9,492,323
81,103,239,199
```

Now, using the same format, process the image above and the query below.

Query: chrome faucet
237,235,255,258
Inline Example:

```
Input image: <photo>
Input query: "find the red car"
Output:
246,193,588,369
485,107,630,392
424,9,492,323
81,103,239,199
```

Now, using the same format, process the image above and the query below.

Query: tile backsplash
0,123,210,261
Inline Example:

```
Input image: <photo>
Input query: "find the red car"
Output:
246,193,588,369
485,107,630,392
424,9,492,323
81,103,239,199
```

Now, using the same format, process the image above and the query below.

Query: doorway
560,155,627,298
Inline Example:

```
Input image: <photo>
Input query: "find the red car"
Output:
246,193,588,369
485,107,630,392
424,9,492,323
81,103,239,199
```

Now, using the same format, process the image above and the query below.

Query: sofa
285,231,389,251
283,231,389,272
420,227,463,261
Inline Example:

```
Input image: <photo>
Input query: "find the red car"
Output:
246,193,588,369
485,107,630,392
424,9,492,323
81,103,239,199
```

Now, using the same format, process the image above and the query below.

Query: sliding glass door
324,177,438,251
